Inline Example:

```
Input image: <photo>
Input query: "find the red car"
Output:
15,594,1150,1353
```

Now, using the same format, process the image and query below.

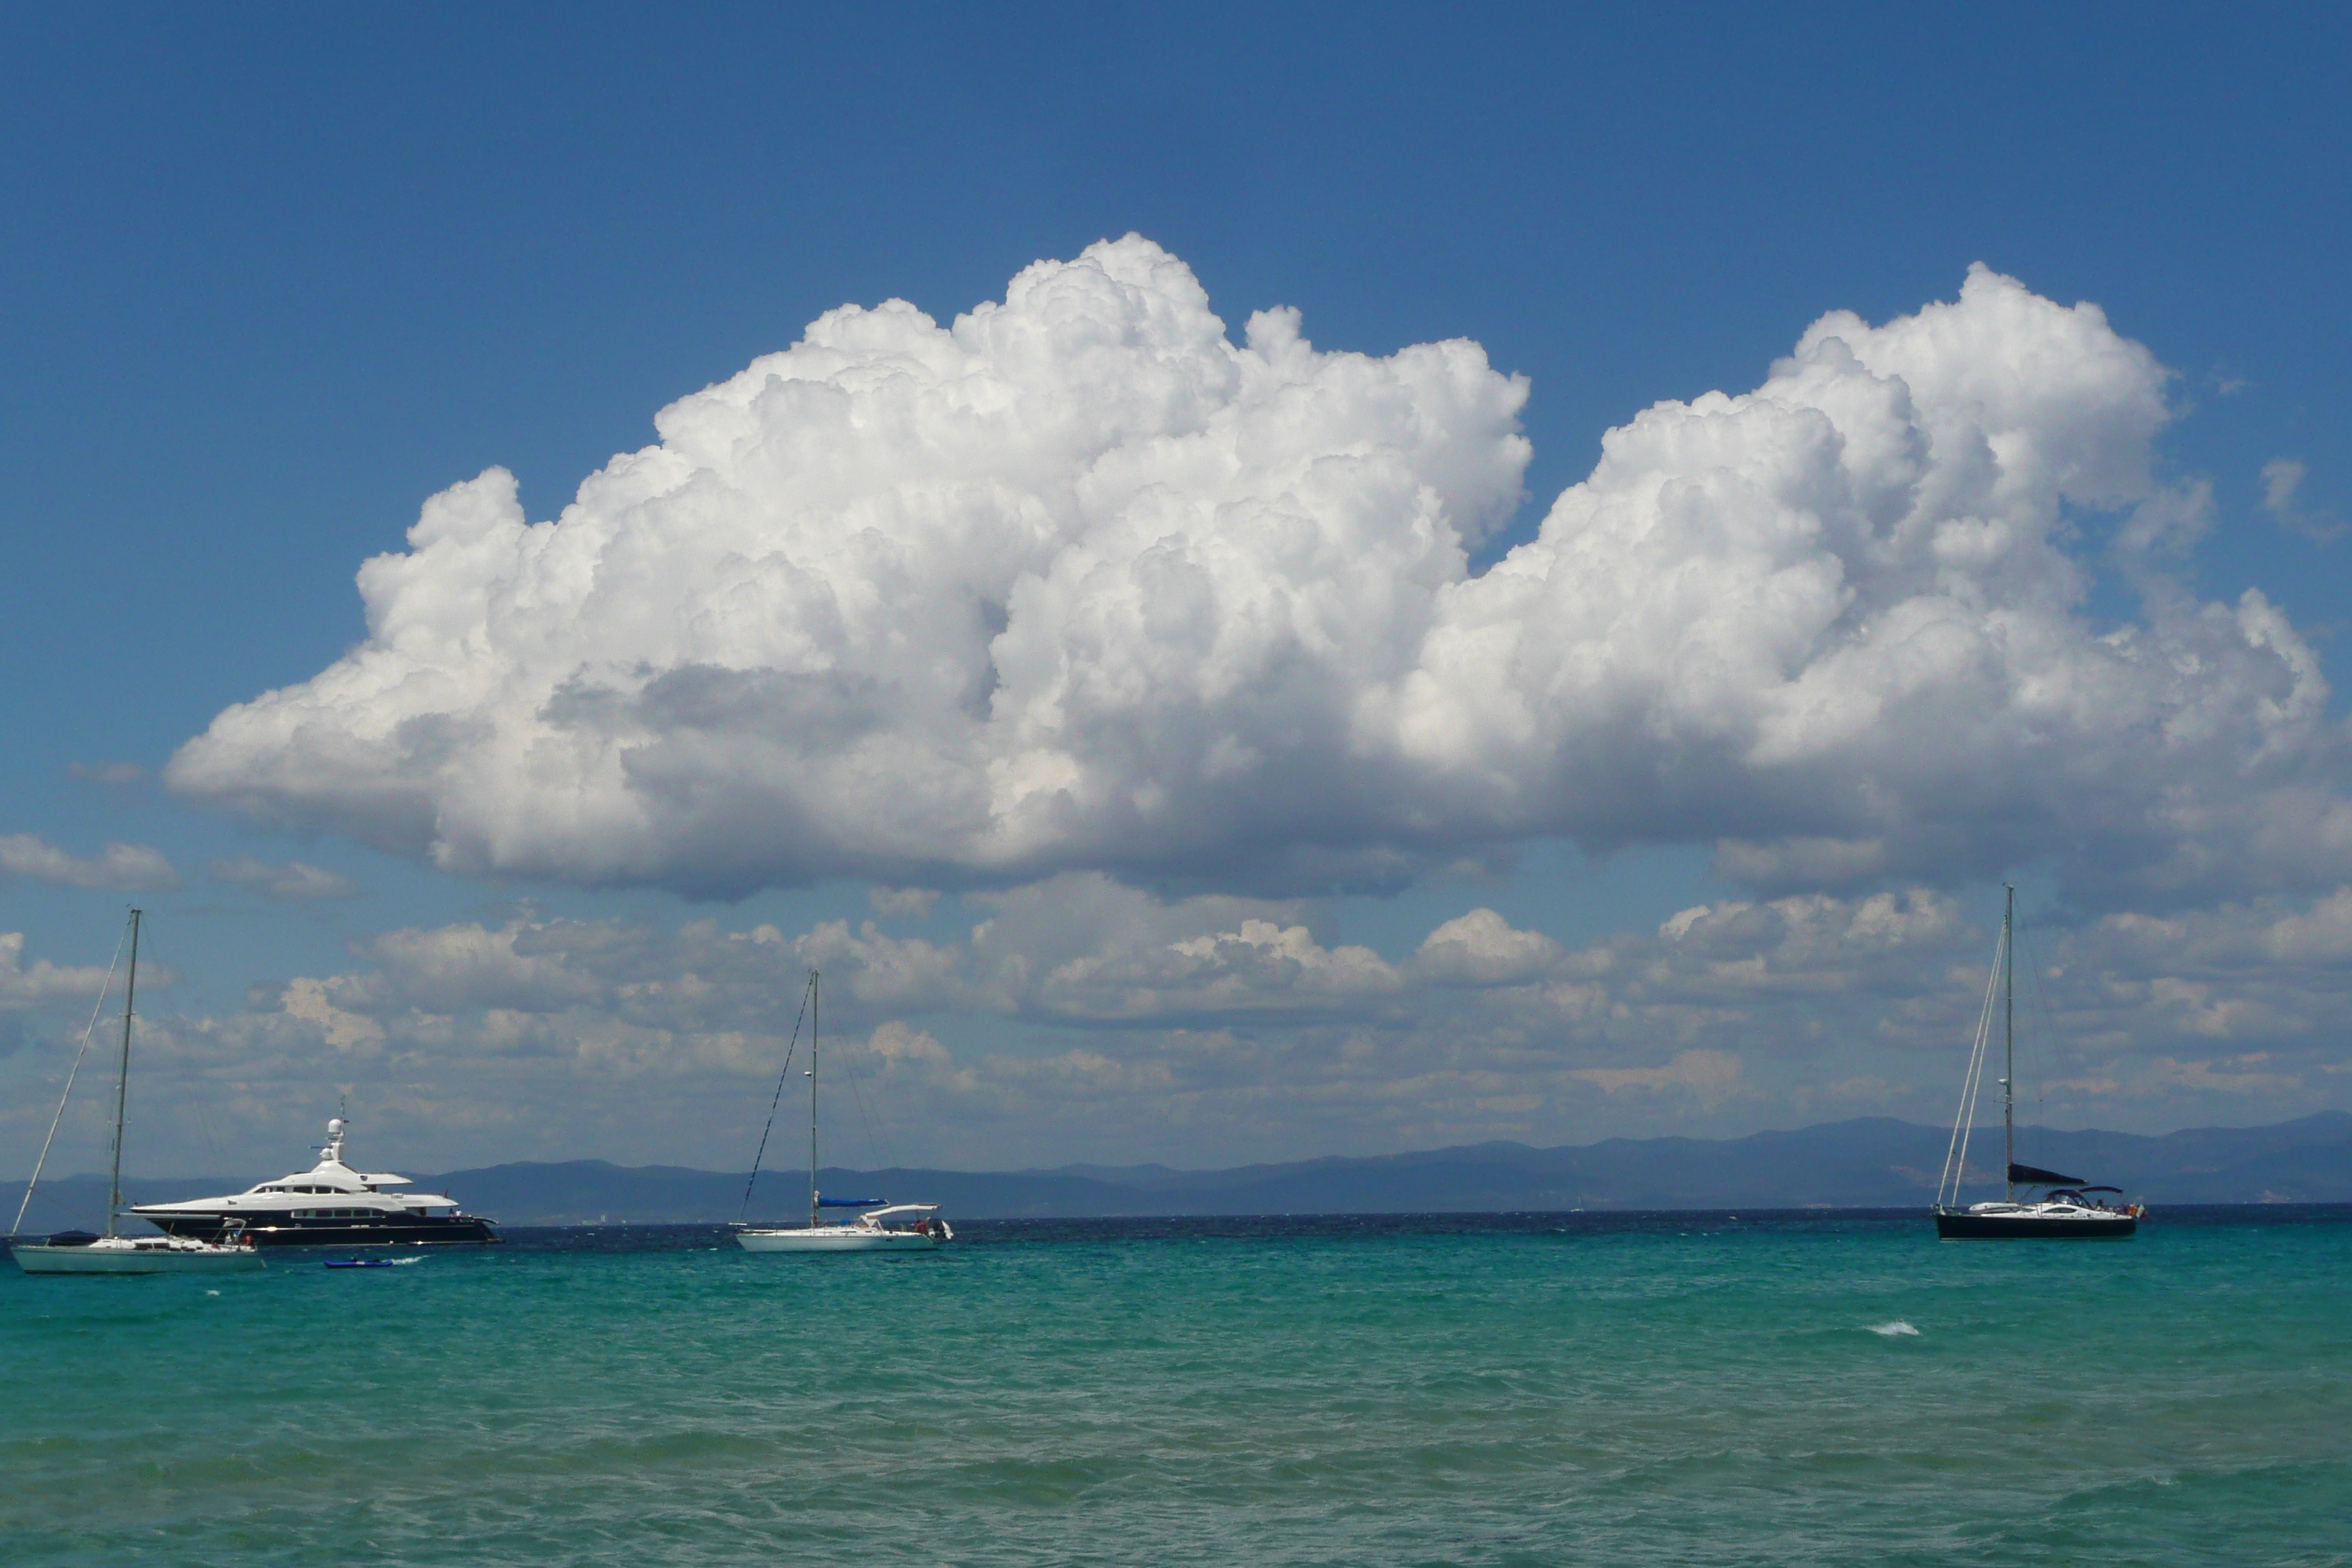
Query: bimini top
857,1205,941,1224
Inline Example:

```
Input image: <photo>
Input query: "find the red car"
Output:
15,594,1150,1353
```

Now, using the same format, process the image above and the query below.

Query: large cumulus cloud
169,238,2342,902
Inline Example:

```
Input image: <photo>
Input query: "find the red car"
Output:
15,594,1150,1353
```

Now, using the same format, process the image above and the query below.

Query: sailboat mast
105,908,142,1240
808,970,820,1231
2002,884,2015,1204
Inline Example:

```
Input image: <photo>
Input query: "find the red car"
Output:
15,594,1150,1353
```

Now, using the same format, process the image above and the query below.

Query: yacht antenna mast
105,909,143,1240
2002,884,2015,1205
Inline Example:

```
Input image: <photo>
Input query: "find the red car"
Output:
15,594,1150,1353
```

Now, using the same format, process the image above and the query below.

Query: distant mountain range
10,1112,2351,1232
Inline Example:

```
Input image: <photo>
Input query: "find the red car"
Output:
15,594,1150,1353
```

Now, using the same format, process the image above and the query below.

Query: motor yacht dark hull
1935,1210,2135,1239
140,1211,500,1247
128,1115,500,1247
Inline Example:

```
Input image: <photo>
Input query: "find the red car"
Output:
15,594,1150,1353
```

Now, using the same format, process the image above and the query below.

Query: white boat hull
11,1239,266,1274
736,1226,943,1253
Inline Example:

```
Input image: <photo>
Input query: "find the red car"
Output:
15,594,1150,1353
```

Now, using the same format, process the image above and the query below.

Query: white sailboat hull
735,971,953,1257
11,1239,266,1275
736,1226,943,1253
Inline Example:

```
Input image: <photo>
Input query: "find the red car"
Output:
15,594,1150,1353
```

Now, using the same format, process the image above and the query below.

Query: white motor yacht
133,1117,500,1247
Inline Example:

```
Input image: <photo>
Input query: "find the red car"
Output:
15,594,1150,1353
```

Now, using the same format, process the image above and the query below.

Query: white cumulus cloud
209,855,358,900
167,241,2345,908
2260,456,2343,543
0,932,118,1009
0,834,178,891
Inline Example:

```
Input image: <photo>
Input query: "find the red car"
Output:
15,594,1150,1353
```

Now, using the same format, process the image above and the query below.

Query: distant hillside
16,1113,2346,1231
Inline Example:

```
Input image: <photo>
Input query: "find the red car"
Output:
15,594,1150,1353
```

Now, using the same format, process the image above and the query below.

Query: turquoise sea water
4,1211,2348,1567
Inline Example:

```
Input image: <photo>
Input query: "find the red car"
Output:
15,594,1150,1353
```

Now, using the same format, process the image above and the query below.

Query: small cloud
863,1019,954,1074
279,975,387,1049
210,854,358,900
2146,1053,2298,1096
0,833,180,891
1714,837,1888,892
2209,368,2250,398
868,887,941,920
2262,458,2306,514
0,932,123,1008
2261,458,2345,543
1572,1048,1742,1101
67,761,143,788
1412,908,1564,987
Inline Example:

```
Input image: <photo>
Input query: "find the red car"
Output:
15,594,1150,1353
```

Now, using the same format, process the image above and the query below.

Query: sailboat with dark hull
1933,887,2140,1240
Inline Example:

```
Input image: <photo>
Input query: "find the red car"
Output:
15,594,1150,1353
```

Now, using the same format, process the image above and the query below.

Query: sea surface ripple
4,1209,2348,1566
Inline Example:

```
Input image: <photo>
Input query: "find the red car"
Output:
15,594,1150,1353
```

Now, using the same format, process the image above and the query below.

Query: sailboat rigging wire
1937,919,2008,1209
739,975,814,1223
837,1030,896,1175
132,920,233,1184
2016,921,2068,1125
10,920,130,1238
1951,941,2002,1207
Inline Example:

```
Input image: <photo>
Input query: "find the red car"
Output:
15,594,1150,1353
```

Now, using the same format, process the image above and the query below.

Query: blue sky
4,4,2349,1176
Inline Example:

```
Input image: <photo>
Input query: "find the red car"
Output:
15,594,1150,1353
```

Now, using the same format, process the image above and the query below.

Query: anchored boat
734,969,952,1254
133,1115,500,1248
1932,886,2140,1240
9,911,265,1275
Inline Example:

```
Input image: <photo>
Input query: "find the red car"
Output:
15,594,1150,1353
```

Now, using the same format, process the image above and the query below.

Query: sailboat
9,910,266,1275
734,969,951,1254
1933,886,2140,1239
